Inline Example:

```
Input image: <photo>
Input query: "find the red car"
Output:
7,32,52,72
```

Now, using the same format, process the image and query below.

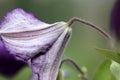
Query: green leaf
110,61,120,80
93,59,115,80
96,48,120,64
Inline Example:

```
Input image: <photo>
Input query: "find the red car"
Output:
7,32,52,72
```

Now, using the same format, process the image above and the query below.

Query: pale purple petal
0,8,49,33
0,9,67,61
30,28,71,80
0,8,72,80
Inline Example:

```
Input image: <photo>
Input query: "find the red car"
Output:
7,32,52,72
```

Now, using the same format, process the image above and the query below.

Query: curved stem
67,17,114,47
60,58,88,80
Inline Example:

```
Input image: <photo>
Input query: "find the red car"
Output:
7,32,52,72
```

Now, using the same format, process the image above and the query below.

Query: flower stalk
67,17,114,49
68,17,113,41
60,58,88,80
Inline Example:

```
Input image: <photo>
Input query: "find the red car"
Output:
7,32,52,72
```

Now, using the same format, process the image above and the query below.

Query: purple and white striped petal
0,8,67,61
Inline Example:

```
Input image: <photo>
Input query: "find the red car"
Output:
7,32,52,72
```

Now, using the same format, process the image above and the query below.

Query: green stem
60,58,88,80
67,17,115,49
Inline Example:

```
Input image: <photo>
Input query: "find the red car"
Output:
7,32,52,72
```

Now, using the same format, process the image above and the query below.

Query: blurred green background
0,0,115,80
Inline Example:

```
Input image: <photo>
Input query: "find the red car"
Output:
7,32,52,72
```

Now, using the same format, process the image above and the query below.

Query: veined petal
0,8,68,61
30,26,72,80
0,8,49,33
0,8,72,80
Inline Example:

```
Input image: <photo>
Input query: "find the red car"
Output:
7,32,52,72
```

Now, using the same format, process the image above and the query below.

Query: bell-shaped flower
0,8,72,80
0,8,111,80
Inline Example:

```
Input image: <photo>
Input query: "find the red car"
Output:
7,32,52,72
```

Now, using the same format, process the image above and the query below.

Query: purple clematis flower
0,7,112,80
111,0,120,41
0,8,72,80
